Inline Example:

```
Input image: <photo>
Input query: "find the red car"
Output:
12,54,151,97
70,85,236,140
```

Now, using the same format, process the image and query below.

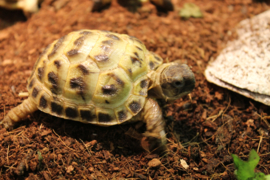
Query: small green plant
37,151,43,170
232,149,270,180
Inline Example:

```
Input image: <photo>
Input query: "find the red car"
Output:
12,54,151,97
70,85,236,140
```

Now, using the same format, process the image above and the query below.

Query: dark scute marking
28,79,34,88
134,52,139,58
32,44,50,75
135,39,143,44
129,36,143,44
129,36,135,41
52,96,59,101
105,100,109,104
32,87,39,98
39,96,47,108
109,73,124,86
130,56,141,65
129,101,141,114
95,54,109,62
102,84,117,95
80,110,95,121
65,107,78,118
128,68,132,74
48,72,58,89
149,61,155,69
70,77,86,98
67,49,79,56
70,78,86,100
140,79,148,88
41,44,51,56
70,77,85,89
136,46,143,51
98,113,112,123
116,77,124,86
78,64,89,75
38,67,44,80
154,55,161,61
106,34,120,40
102,40,114,46
118,110,127,121
48,36,65,57
51,102,63,115
74,36,85,47
79,31,92,35
54,60,61,69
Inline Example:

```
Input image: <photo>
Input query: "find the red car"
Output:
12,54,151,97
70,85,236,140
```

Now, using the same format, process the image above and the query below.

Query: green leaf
232,149,268,180
179,3,203,19
264,175,270,180
248,149,260,170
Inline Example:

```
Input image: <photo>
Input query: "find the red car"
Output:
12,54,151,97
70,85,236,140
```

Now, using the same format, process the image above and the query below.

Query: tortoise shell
27,30,163,125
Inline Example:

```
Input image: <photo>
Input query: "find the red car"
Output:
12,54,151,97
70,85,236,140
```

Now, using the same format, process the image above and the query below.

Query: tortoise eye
172,80,184,88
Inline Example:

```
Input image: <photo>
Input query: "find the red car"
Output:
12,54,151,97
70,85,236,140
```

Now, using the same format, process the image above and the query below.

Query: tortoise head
149,62,195,102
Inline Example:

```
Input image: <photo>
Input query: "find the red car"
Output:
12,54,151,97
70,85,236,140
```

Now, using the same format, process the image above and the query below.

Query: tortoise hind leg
141,98,167,154
1,97,38,129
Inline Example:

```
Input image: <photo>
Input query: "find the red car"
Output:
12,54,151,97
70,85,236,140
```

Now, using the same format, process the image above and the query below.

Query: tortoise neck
147,63,170,100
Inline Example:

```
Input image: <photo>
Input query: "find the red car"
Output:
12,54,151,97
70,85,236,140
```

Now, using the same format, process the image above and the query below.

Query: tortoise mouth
161,81,195,98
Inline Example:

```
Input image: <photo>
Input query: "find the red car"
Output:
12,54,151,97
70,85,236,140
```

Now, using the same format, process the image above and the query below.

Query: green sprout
232,149,270,180
37,151,43,170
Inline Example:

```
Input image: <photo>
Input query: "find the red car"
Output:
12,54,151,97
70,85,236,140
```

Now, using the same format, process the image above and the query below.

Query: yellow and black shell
27,30,163,125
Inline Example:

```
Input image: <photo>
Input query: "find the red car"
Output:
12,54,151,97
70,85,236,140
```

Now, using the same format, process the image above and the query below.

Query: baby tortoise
0,0,43,17
1,30,195,153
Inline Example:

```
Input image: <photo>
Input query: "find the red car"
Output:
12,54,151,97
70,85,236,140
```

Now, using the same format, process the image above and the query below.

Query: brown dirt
0,0,270,179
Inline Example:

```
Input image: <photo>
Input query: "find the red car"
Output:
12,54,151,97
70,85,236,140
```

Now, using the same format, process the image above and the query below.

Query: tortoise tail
1,98,38,129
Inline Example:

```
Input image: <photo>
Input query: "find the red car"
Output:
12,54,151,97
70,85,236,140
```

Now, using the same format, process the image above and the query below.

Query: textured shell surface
27,30,163,125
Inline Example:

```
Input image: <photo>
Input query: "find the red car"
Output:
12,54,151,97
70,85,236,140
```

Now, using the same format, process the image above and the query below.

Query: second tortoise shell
27,30,163,125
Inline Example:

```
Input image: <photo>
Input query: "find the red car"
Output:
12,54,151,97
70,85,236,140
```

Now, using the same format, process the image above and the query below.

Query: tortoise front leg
141,98,167,154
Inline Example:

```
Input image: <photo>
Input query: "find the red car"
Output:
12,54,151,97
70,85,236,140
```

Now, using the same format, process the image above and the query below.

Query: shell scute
133,76,149,97
64,31,99,63
125,94,145,116
147,52,163,70
64,103,80,120
89,31,128,71
51,101,64,115
78,106,96,122
63,58,100,104
92,68,132,109
37,90,51,112
115,106,133,122
48,34,74,61
44,57,69,95
96,108,117,125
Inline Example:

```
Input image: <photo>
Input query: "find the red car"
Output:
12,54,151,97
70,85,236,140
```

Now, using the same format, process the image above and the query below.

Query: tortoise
0,0,43,17
1,29,195,152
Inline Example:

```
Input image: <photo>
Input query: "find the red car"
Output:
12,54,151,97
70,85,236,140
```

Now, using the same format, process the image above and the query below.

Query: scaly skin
140,98,167,154
0,98,37,129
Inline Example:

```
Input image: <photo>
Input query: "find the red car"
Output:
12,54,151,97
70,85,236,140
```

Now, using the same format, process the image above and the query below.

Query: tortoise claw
141,136,167,155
